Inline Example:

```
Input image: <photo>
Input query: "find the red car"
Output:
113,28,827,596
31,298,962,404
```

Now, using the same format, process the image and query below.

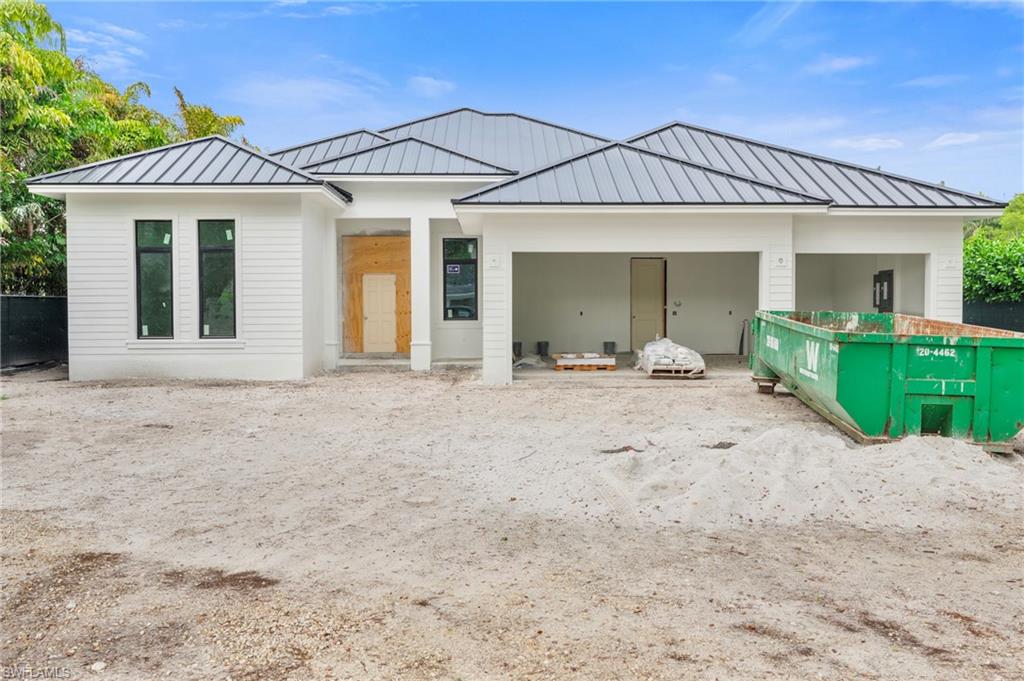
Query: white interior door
630,258,665,351
362,273,397,352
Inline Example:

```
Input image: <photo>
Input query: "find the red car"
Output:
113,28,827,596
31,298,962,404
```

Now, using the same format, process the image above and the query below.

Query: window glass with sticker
199,220,235,338
136,220,173,338
443,238,477,320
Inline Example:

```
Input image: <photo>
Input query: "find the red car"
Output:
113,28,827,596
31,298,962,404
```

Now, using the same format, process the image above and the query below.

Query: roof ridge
302,136,517,174
630,121,1000,205
267,128,390,156
379,107,611,143
453,141,831,204
27,135,225,183
213,136,354,202
212,136,329,184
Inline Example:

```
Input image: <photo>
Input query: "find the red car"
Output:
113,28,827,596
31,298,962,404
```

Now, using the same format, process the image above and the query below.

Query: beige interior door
630,258,666,351
362,273,397,352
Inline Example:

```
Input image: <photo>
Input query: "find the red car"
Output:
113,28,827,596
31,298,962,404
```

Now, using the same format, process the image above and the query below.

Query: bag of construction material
636,338,705,374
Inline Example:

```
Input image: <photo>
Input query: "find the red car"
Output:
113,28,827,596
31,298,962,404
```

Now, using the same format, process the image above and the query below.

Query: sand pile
599,426,1024,529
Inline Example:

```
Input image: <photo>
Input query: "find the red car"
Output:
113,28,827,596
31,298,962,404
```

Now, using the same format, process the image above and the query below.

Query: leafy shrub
963,237,1024,303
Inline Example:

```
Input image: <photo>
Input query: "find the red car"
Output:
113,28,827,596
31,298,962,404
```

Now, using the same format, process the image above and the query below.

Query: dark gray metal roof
303,137,515,175
629,122,1003,208
268,129,389,168
454,142,829,206
27,136,352,201
379,108,610,173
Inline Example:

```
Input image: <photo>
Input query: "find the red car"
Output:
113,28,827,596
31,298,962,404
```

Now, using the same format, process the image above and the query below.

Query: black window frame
198,219,237,339
442,237,478,321
135,219,174,339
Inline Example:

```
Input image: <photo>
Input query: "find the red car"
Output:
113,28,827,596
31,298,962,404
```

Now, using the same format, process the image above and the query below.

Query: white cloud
831,136,904,151
753,115,847,137
805,55,871,75
83,20,143,41
708,72,738,86
311,55,389,89
66,26,147,79
924,132,981,149
158,19,207,30
224,73,401,148
407,76,455,98
901,74,966,88
732,1,804,46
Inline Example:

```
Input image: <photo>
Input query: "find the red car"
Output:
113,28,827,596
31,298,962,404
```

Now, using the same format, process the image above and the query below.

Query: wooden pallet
553,363,617,372
647,365,705,379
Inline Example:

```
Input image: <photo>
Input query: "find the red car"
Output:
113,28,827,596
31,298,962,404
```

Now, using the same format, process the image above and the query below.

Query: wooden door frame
342,236,411,353
629,257,667,351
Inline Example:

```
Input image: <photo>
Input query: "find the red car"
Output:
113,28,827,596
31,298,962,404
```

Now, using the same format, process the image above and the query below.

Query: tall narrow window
136,220,173,338
198,220,236,338
443,238,477,320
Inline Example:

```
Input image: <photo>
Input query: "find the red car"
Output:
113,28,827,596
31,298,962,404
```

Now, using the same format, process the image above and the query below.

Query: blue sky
52,1,1023,199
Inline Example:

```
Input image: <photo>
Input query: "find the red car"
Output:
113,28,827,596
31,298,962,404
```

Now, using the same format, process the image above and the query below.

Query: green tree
174,87,244,139
963,237,1024,303
964,193,1024,240
1,0,246,295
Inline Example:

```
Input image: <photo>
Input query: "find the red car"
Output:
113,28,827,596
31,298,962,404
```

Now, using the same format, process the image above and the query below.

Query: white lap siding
65,193,312,380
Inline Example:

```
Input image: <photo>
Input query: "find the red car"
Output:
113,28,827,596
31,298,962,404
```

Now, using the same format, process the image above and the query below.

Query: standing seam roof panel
588,151,622,202
628,123,1003,208
455,142,832,205
175,140,221,183
641,154,680,202
662,161,701,202
604,147,642,203
622,150,663,202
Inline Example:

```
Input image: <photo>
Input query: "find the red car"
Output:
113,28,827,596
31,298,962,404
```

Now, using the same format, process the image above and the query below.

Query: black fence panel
1,295,68,368
963,300,1024,333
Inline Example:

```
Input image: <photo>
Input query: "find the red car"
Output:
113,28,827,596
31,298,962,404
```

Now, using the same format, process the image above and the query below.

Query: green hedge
963,237,1024,303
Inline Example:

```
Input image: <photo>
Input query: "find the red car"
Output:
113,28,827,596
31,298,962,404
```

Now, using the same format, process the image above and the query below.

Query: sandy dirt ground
1,361,1022,680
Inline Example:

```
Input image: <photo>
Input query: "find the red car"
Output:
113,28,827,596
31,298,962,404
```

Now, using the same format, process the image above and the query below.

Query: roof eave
452,203,831,214
826,206,1004,217
26,182,352,208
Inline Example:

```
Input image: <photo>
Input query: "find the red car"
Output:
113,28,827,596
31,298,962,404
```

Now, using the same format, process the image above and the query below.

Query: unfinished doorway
341,235,410,353
630,258,666,351
362,273,397,352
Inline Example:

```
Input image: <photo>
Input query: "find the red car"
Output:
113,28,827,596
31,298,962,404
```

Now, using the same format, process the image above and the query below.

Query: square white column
410,215,432,370
322,219,338,370
925,251,964,322
481,236,512,385
759,249,795,310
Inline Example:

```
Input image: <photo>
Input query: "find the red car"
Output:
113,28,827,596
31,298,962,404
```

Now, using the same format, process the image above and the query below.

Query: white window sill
125,339,246,350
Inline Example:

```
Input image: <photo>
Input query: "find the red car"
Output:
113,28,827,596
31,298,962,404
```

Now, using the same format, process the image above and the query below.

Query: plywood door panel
362,273,397,351
630,258,665,351
342,236,410,353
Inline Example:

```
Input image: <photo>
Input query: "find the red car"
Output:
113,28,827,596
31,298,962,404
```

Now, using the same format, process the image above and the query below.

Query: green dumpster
750,311,1024,451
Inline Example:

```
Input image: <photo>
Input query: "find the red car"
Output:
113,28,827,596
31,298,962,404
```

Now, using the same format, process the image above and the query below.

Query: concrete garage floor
1,366,1022,680
514,353,747,382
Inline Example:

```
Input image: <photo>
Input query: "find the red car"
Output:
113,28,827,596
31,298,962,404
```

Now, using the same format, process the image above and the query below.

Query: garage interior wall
795,254,926,315
512,252,758,355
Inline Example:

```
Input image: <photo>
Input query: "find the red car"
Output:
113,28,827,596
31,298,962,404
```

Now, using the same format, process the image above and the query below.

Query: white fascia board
827,207,1004,217
452,204,830,215
27,184,349,210
315,175,511,183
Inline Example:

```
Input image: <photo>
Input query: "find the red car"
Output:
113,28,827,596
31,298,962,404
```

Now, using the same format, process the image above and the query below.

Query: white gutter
827,207,1004,217
452,204,831,215
27,184,350,211
315,175,510,183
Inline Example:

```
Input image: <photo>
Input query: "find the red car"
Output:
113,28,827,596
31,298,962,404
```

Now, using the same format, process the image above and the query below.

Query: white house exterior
28,108,1004,384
